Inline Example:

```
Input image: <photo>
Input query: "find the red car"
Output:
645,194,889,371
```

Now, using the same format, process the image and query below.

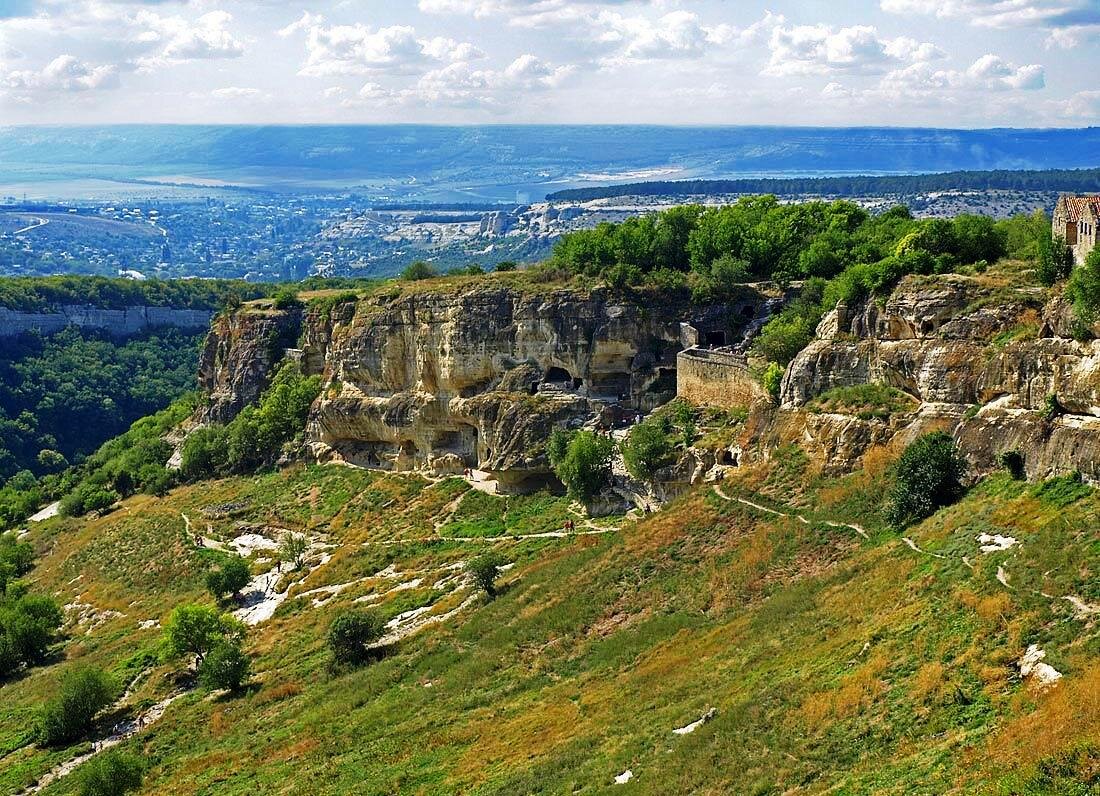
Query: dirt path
711,484,869,539
19,687,182,795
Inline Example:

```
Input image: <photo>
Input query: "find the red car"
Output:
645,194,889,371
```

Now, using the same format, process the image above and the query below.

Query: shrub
179,426,230,482
76,749,145,796
272,289,302,310
621,419,675,481
38,666,116,746
205,556,251,601
1068,248,1100,330
762,362,785,403
280,533,308,570
547,430,614,503
1041,394,1064,422
0,531,34,591
60,482,120,518
328,611,385,665
401,261,438,281
885,432,965,528
1,591,63,670
494,260,518,272
199,640,251,692
468,552,505,597
162,604,244,665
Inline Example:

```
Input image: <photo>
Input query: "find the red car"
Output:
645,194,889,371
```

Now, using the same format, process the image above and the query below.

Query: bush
328,611,385,665
494,260,518,272
400,261,438,281
468,552,505,597
762,362,785,403
76,749,145,796
0,531,34,591
198,640,250,692
60,482,120,518
885,432,965,528
162,604,244,665
547,430,614,503
621,419,675,481
0,589,62,674
1068,248,1100,331
205,556,251,601
38,666,116,746
179,425,230,482
272,289,302,310
280,533,308,570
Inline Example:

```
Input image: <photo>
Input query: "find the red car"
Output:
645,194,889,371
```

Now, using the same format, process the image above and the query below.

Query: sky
0,0,1097,127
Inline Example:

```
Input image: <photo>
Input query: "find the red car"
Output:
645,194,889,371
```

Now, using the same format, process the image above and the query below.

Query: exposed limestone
200,283,773,490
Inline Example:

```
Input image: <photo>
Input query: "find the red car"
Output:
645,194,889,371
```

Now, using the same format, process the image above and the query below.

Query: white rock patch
977,533,1018,553
673,707,717,735
614,770,634,785
1019,645,1063,687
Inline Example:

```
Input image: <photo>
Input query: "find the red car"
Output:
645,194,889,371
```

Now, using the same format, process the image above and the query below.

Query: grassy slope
2,453,1098,795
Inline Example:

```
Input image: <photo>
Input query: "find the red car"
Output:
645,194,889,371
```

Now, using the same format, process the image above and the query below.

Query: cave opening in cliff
705,330,726,347
544,366,573,384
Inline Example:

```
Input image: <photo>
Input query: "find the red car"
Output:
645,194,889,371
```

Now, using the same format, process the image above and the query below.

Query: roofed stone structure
1053,194,1100,265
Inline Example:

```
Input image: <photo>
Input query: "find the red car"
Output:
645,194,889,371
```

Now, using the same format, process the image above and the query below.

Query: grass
2,457,1098,795
808,383,919,420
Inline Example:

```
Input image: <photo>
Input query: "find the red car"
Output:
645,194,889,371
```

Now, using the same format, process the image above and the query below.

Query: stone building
1052,194,1100,265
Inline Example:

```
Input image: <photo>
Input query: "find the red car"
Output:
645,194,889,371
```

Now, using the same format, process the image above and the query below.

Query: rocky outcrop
199,283,774,489
775,273,1100,482
0,305,214,338
198,306,301,424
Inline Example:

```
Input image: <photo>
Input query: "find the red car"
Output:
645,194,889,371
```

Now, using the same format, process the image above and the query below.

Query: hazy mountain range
1,125,1098,203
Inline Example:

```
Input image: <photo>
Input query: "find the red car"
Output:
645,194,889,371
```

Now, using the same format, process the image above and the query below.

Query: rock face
198,283,772,488
777,273,1100,482
0,305,214,338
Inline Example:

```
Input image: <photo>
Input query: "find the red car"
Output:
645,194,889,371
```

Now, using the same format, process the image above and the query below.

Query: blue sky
0,0,1096,126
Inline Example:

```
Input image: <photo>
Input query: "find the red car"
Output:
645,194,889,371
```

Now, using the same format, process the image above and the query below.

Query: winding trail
711,484,869,539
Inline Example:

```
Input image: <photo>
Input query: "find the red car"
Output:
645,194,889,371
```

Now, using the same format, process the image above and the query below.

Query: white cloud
764,22,944,76
880,0,1100,47
595,10,734,62
139,10,246,65
876,53,1045,98
1060,89,1100,118
285,18,483,77
3,53,119,94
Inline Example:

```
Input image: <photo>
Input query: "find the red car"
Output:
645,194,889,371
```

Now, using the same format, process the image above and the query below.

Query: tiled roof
1060,195,1100,223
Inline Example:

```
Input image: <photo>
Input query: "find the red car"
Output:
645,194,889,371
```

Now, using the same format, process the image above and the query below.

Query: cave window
740,305,756,319
545,366,572,383
705,331,726,347
572,377,584,389
529,381,539,395
920,320,934,335
719,450,735,465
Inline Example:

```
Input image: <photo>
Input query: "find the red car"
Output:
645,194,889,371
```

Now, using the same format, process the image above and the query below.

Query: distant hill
546,167,1100,202
3,125,1100,202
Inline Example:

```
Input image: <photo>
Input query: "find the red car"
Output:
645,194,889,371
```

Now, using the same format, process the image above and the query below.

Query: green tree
621,419,675,481
179,425,229,482
205,556,251,601
401,261,438,281
548,430,614,503
468,552,505,597
494,260,518,272
328,610,385,665
1068,248,1100,331
76,749,145,796
198,640,251,692
162,604,244,665
37,666,116,746
885,432,965,528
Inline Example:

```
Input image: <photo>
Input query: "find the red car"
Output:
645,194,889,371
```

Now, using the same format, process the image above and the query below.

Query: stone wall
676,348,769,409
0,305,215,338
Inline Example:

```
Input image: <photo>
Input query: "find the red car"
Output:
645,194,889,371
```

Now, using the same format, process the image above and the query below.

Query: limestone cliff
198,282,772,487
773,273,1100,482
0,305,214,338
